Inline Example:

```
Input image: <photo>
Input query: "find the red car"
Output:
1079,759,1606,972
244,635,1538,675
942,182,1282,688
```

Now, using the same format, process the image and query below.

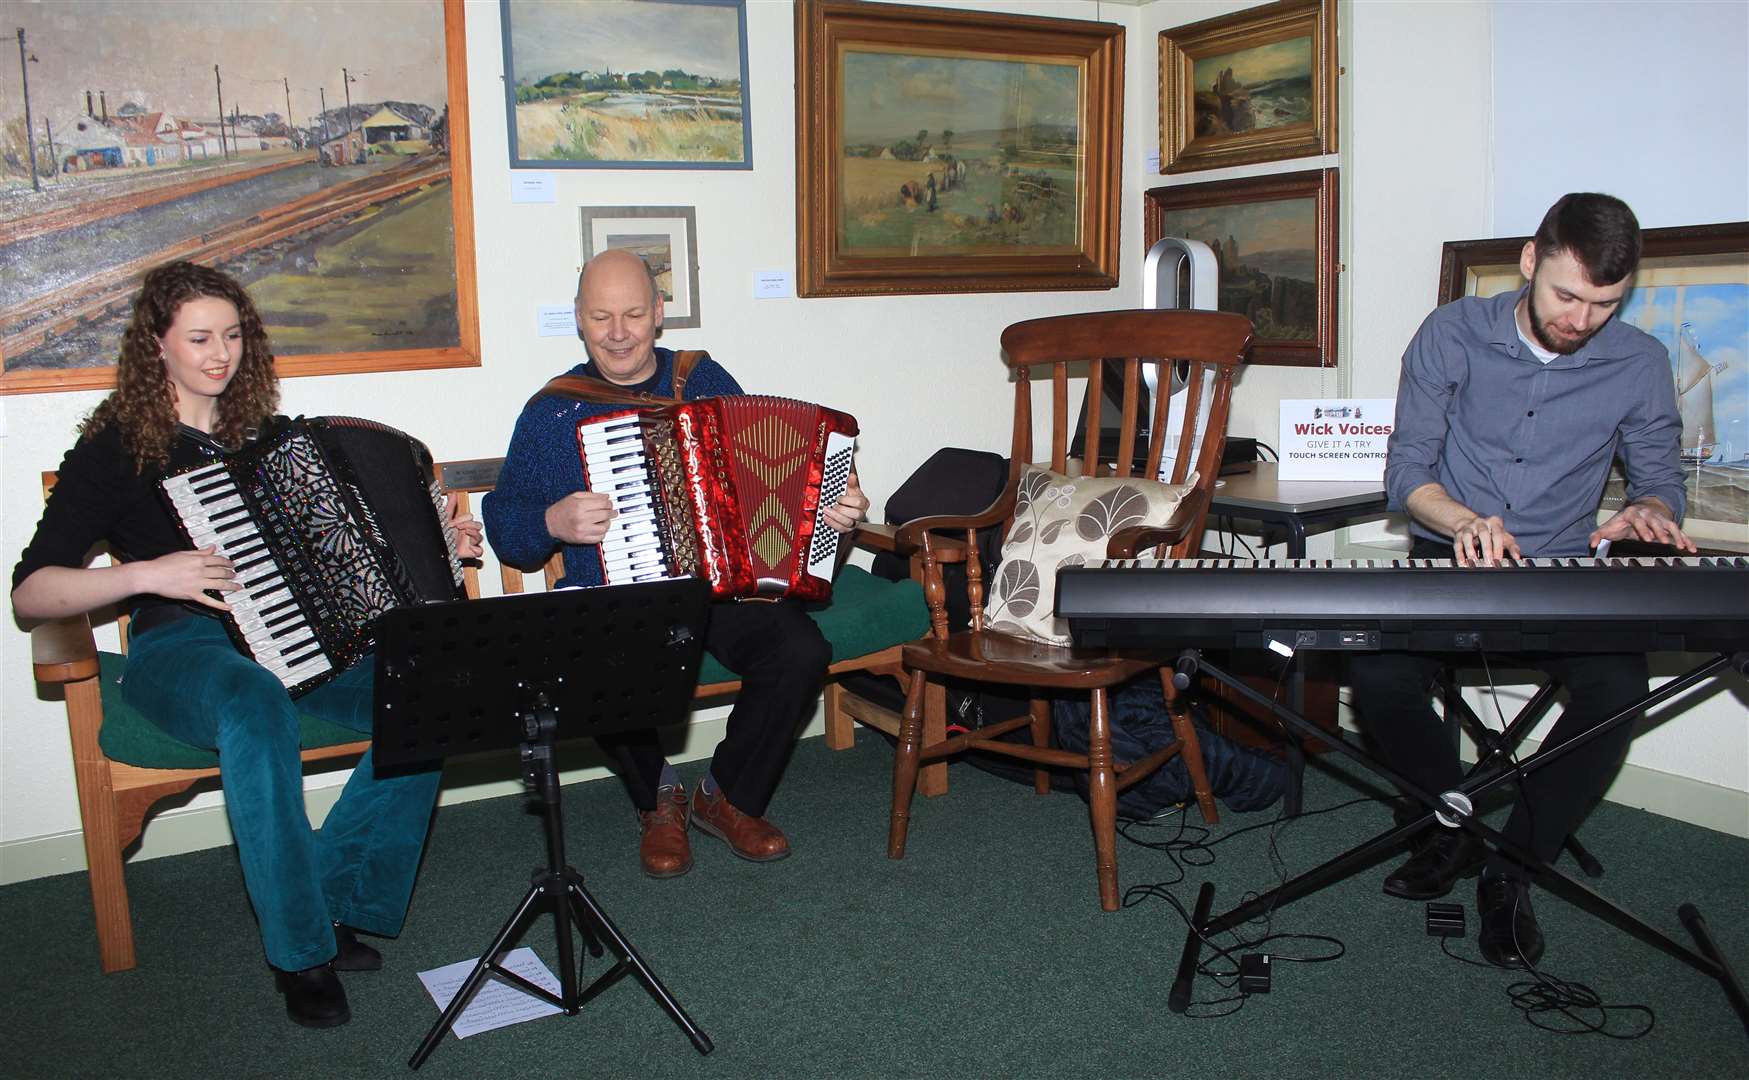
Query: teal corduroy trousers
121,616,441,972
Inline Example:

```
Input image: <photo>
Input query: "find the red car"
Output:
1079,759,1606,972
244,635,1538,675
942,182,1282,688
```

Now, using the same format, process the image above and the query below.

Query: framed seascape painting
1438,221,1749,549
1158,0,1336,175
0,0,480,395
500,0,752,170
795,0,1123,297
1144,168,1338,367
580,205,702,329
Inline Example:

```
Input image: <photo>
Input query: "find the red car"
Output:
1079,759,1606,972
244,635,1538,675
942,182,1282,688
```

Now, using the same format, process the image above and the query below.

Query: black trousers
600,598,829,817
1347,539,1646,872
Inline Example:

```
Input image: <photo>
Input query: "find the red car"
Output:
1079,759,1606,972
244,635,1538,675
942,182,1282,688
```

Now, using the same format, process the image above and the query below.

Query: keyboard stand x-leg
1165,648,1749,1035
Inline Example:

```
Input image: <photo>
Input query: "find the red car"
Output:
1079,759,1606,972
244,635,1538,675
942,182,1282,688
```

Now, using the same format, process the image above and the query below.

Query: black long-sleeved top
13,419,282,619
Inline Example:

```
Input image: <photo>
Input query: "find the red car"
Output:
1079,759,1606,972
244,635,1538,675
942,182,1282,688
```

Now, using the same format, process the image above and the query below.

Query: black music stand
1163,646,1749,1032
372,578,716,1069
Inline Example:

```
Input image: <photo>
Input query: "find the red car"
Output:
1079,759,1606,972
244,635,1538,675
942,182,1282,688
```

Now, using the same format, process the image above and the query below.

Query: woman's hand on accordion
142,547,240,611
545,491,619,546
444,493,485,559
822,472,869,534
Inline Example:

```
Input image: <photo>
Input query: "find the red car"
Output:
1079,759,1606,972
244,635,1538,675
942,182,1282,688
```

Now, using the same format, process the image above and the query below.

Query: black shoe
332,923,383,972
274,963,351,1028
1477,872,1545,969
1382,830,1484,900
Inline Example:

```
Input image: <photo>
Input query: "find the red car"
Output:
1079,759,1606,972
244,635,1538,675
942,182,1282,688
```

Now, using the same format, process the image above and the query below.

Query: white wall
1492,0,1749,231
4,0,1744,882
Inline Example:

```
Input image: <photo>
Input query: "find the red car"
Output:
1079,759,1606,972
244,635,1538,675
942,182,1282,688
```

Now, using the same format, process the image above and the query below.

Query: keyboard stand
1165,647,1749,1034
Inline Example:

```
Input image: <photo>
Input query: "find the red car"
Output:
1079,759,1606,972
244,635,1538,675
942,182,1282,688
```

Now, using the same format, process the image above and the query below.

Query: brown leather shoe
638,784,692,878
691,786,790,862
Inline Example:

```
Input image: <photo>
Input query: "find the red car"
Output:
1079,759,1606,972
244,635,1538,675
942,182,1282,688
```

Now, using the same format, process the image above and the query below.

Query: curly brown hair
83,261,280,472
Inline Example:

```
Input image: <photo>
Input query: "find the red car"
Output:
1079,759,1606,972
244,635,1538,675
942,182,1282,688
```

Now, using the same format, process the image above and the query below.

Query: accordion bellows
159,416,465,697
577,395,858,600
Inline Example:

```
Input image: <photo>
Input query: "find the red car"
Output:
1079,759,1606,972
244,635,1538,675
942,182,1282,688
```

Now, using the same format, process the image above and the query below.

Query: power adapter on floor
1239,953,1271,994
1426,902,1466,938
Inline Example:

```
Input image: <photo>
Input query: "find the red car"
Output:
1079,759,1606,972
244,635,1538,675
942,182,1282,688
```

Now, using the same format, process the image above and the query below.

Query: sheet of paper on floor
416,946,564,1038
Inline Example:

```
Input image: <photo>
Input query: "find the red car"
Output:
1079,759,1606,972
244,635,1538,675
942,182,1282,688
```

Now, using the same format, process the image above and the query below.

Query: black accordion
159,416,465,697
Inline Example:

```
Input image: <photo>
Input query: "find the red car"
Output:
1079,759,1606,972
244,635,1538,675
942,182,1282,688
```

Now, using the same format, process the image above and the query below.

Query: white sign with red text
1277,399,1396,481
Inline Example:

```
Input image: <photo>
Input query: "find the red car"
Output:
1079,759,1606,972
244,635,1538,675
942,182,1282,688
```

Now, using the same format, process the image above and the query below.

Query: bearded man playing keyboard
483,249,869,880
1352,192,1696,969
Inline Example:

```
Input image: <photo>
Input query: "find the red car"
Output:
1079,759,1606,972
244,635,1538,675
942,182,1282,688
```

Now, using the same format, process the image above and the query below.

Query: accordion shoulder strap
531,350,711,410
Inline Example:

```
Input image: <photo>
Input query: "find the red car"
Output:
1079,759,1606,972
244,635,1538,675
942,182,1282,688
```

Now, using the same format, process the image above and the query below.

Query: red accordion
576,395,858,601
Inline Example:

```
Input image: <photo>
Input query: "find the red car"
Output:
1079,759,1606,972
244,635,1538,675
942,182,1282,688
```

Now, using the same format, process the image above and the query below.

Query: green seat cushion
95,652,366,770
696,564,927,685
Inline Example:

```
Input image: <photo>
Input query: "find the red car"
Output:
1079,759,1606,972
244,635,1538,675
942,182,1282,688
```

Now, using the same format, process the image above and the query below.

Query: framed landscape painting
1144,168,1338,367
795,0,1123,297
1159,0,1336,175
501,0,752,170
1438,221,1749,548
580,205,701,329
0,0,479,395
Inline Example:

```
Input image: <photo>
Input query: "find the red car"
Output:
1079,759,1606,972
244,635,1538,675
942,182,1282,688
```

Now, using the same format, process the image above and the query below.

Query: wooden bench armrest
32,615,101,684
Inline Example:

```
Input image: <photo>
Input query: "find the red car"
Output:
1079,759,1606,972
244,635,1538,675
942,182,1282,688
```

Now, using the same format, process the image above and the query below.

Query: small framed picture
1158,0,1336,175
579,205,701,328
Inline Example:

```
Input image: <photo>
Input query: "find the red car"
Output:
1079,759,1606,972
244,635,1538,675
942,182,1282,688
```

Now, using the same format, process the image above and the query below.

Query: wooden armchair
886,309,1254,910
32,459,925,974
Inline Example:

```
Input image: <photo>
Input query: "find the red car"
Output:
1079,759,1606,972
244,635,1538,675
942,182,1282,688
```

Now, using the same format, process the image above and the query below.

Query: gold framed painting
1437,221,1749,548
1158,0,1336,175
795,0,1123,298
0,0,480,395
1144,168,1338,368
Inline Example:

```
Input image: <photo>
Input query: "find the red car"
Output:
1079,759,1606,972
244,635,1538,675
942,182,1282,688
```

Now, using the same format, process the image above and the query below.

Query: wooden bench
30,458,928,973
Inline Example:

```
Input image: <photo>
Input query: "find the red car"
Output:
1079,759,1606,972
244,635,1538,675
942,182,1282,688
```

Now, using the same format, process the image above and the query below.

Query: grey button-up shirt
1385,286,1686,558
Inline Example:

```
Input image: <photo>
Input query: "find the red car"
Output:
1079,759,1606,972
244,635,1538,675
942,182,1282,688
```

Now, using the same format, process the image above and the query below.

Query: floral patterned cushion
982,465,1195,646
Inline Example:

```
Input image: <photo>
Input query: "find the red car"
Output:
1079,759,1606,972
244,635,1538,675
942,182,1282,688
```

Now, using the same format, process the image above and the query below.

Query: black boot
1382,829,1484,900
1477,871,1545,969
332,923,383,972
275,963,351,1028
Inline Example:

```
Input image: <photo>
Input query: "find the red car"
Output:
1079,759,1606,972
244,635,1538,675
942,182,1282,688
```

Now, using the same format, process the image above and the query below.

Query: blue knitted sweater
482,348,743,588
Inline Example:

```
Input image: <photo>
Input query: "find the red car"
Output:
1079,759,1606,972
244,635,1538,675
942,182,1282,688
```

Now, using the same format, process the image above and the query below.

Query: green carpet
3,735,1746,1079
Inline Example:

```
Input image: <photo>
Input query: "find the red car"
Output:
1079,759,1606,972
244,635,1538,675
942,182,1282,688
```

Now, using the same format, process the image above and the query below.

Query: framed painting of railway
794,0,1122,298
501,0,752,170
1144,168,1338,367
1158,0,1336,175
0,0,480,395
1437,220,1749,549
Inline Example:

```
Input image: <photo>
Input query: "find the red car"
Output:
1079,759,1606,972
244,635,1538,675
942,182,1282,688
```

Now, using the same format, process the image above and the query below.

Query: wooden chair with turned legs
885,309,1254,911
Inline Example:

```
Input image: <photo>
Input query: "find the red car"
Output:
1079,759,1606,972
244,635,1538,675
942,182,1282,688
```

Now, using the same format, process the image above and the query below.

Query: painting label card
536,304,577,337
417,947,562,1038
1278,399,1395,481
511,172,557,203
752,270,792,299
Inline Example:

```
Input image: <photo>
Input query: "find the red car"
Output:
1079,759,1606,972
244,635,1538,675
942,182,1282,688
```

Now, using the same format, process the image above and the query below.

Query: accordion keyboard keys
580,414,672,583
161,462,334,689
